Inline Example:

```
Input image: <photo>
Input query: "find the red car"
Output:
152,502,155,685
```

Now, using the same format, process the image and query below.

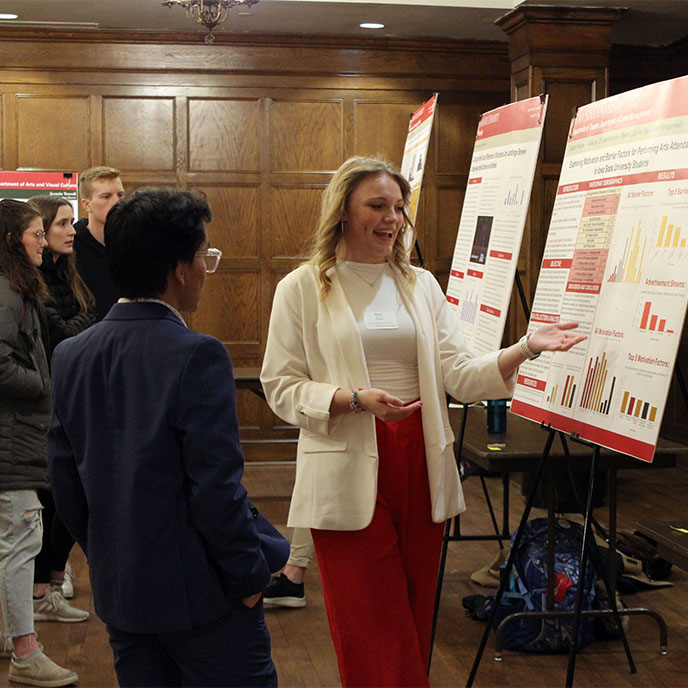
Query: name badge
364,309,399,329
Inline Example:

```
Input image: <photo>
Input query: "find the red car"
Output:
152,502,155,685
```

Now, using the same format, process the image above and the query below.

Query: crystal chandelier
161,0,260,44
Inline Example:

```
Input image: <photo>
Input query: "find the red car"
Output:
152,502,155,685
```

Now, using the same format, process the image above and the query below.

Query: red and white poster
0,171,79,216
400,93,438,238
511,75,688,462
446,95,548,355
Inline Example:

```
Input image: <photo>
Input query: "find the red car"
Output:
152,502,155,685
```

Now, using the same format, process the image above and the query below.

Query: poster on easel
511,75,688,463
445,95,548,355
0,171,79,216
400,93,438,251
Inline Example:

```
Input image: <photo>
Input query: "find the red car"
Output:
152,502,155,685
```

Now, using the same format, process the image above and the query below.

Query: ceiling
0,0,685,47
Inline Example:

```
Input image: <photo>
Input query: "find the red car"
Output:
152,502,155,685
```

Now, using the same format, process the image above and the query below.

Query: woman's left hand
527,321,587,355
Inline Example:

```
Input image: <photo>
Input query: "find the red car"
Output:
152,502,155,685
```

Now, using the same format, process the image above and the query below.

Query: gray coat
0,274,51,491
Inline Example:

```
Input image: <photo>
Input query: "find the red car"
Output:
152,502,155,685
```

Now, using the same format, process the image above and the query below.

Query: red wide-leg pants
311,409,445,687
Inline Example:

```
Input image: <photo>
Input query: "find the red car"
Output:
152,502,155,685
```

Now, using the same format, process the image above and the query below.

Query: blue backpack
492,517,597,652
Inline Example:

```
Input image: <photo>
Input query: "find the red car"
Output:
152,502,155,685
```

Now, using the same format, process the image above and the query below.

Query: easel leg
428,403,470,674
466,429,556,687
565,446,637,686
428,517,452,675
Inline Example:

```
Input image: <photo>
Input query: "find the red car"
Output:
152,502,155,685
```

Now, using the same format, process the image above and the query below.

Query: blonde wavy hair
308,156,416,299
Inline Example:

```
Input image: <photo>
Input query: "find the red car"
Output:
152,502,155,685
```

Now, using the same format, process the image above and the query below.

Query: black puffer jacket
39,252,95,349
0,274,51,491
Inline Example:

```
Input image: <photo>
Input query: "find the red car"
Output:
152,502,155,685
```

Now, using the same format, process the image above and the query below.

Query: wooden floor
3,462,688,688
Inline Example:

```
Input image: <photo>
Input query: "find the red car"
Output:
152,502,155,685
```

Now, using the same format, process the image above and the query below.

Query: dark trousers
34,489,75,583
312,409,445,687
106,602,277,688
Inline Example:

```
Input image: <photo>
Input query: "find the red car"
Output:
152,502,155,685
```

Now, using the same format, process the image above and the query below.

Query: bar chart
637,300,675,334
620,390,658,423
503,183,525,206
656,215,686,249
459,290,479,325
579,352,617,415
607,218,647,284
546,373,577,408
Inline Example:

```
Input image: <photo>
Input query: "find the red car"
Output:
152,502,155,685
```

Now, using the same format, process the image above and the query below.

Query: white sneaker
59,563,74,600
33,587,89,623
0,635,12,658
8,650,78,687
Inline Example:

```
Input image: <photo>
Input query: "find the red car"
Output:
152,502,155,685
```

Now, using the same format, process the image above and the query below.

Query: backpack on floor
492,517,597,652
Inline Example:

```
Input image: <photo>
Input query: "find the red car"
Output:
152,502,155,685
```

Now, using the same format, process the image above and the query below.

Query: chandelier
161,0,260,44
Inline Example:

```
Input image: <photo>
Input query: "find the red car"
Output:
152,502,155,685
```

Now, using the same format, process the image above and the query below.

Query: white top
336,260,420,402
260,262,514,529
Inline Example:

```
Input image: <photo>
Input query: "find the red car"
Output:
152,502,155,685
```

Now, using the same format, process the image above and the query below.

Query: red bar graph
639,301,674,333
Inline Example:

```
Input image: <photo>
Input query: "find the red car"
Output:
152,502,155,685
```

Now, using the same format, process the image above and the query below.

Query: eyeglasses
25,230,46,241
196,247,222,273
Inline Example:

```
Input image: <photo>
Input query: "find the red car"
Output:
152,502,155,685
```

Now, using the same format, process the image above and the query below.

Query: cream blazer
260,263,514,531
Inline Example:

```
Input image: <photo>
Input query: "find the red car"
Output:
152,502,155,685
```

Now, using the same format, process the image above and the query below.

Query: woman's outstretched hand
528,321,587,355
357,388,422,422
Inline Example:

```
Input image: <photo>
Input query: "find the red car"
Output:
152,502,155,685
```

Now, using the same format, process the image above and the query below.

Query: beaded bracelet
518,333,540,361
349,387,364,413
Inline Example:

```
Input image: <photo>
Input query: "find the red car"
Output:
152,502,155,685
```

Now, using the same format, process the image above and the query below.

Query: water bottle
487,399,507,434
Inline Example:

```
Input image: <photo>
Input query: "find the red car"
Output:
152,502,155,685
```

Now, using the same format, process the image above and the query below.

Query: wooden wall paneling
194,268,260,355
196,183,261,259
353,100,420,165
0,33,510,84
188,97,261,172
540,73,600,165
191,184,263,436
102,96,175,171
175,95,187,189
270,99,343,173
14,94,90,171
270,184,324,259
89,95,103,173
436,101,490,175
0,31,516,461
435,186,465,262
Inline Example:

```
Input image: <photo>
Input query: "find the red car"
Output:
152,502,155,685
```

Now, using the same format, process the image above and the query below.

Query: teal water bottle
487,399,507,434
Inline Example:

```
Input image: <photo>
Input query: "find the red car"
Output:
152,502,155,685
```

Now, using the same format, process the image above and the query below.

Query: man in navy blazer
47,188,288,686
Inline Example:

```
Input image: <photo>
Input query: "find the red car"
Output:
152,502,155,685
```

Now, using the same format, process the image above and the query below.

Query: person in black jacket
73,166,125,321
0,199,79,687
31,195,95,349
29,195,92,625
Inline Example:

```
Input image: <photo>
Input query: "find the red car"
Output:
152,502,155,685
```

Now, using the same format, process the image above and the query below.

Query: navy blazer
48,301,288,634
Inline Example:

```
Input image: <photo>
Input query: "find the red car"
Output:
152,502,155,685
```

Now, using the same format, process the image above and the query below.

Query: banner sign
446,95,548,355
511,76,688,462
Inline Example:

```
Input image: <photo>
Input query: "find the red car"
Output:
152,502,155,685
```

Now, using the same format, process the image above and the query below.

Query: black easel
459,271,642,685
465,267,684,685
465,426,642,687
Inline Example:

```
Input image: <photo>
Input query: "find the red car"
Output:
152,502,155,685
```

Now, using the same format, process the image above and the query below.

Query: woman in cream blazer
261,261,512,532
261,156,584,687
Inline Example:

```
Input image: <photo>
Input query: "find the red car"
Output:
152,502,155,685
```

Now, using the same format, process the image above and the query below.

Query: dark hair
0,199,48,300
105,188,211,299
28,195,94,313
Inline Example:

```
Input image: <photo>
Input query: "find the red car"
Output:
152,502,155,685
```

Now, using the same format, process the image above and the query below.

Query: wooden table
636,521,688,571
233,366,264,399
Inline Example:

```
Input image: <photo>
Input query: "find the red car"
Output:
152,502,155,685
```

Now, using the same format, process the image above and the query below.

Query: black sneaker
263,573,306,608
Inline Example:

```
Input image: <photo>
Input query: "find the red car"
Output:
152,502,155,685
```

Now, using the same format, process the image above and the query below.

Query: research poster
511,75,688,462
0,171,79,216
400,93,437,242
445,95,548,355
